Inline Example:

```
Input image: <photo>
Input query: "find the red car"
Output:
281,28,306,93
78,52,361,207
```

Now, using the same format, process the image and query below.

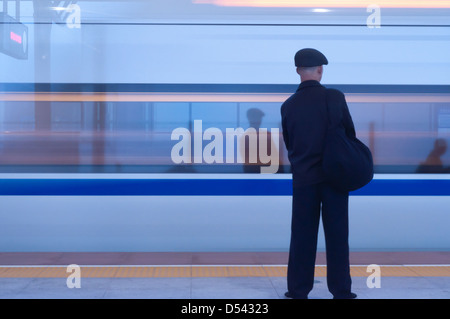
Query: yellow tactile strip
0,265,449,278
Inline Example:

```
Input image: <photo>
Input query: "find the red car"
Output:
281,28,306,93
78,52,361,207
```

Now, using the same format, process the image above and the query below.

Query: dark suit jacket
281,80,356,187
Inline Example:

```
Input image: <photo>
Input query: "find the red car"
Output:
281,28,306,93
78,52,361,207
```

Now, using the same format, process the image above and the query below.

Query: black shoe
284,291,308,299
333,292,357,299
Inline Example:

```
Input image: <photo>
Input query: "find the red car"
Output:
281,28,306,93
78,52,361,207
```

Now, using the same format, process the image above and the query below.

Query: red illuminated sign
10,31,22,44
1,13,29,60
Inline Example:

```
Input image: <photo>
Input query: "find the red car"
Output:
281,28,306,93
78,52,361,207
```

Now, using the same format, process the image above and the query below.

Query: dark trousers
287,182,352,298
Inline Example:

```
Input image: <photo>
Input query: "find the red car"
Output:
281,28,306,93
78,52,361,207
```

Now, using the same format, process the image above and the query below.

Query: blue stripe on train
0,178,449,196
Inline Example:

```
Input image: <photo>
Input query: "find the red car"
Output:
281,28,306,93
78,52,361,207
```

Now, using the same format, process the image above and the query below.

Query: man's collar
296,80,322,91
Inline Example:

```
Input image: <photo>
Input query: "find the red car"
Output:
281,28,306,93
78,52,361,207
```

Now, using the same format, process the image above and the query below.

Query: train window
154,103,190,133
347,99,450,173
0,93,449,173
51,102,82,132
0,101,35,131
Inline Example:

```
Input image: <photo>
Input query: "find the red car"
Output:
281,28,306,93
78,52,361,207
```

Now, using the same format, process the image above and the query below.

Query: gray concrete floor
1,252,448,300
1,275,448,299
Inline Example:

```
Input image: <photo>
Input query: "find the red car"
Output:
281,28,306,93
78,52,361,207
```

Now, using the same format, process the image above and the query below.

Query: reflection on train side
0,93,449,173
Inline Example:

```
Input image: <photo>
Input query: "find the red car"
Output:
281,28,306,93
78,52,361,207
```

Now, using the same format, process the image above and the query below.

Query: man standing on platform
281,48,357,299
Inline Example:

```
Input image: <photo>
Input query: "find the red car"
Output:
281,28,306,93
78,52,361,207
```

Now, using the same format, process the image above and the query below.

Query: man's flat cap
294,48,328,67
247,108,265,119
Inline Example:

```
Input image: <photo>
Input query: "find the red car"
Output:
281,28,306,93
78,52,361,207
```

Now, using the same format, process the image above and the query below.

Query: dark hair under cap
294,48,328,67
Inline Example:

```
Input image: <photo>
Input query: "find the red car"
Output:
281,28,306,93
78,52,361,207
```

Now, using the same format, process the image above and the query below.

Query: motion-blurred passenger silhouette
416,138,450,173
240,108,280,173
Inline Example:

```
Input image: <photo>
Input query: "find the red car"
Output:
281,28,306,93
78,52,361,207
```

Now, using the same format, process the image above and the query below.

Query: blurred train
0,0,449,252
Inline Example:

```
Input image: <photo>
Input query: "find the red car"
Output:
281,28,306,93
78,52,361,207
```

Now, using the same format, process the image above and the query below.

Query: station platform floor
0,251,448,300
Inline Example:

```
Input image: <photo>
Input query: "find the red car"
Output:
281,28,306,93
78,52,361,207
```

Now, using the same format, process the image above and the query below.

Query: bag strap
324,89,343,130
